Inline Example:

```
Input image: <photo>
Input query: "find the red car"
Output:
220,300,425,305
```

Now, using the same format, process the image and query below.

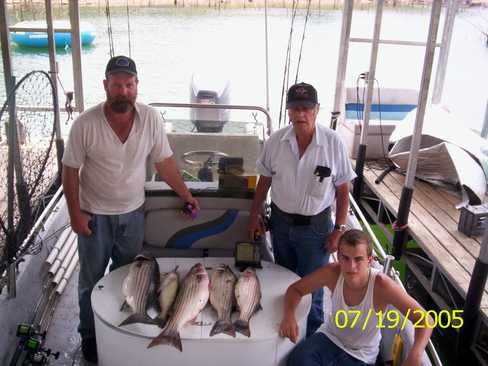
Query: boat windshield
146,103,271,196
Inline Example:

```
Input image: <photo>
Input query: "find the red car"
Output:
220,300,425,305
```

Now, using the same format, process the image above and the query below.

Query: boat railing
149,102,273,138
349,192,443,366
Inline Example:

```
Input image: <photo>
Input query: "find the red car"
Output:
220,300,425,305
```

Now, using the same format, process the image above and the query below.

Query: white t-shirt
257,123,356,216
62,102,173,215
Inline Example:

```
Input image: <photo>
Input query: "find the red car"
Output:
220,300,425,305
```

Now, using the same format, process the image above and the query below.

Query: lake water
1,5,487,132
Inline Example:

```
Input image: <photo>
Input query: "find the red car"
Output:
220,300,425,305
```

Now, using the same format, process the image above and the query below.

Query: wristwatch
334,224,347,232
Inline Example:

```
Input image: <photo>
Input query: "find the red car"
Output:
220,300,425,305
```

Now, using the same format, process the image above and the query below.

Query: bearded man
62,55,198,363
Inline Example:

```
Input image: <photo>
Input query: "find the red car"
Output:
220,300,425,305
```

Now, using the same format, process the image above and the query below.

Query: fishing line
294,0,312,83
105,0,115,57
126,0,132,57
278,0,299,129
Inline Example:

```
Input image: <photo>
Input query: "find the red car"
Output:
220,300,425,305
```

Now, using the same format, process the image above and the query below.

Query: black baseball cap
105,55,137,78
286,82,318,109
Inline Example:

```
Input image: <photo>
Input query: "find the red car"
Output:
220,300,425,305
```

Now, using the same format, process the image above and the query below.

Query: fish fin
120,300,130,312
234,319,251,337
255,302,263,313
210,320,236,337
155,317,167,329
119,313,157,327
147,329,182,352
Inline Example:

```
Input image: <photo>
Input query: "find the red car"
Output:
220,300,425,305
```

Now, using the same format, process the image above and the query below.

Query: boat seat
142,195,272,260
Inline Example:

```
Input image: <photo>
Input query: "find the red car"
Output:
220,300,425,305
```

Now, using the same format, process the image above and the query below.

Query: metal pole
481,100,488,139
0,0,17,298
392,0,442,259
432,0,458,104
69,0,85,112
264,0,270,112
457,227,488,363
331,0,353,129
45,0,64,176
352,0,384,201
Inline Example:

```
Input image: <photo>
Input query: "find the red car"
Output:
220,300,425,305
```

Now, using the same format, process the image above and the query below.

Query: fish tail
147,329,182,351
234,319,251,337
210,319,236,337
119,313,157,327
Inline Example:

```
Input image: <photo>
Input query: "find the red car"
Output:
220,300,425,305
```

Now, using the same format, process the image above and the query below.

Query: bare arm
248,176,272,239
62,165,91,235
326,182,350,252
376,275,432,366
154,156,199,209
280,264,340,342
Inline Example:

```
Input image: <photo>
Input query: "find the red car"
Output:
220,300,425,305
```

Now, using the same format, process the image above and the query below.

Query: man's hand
185,195,200,211
247,213,265,240
279,314,299,343
325,230,342,253
70,211,92,236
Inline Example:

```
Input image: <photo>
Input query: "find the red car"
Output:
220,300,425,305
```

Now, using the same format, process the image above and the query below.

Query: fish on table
157,265,180,328
234,267,262,337
209,263,237,337
148,262,210,351
119,254,160,327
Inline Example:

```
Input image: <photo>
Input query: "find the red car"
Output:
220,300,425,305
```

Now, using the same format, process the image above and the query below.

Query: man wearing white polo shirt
248,82,356,336
62,55,198,363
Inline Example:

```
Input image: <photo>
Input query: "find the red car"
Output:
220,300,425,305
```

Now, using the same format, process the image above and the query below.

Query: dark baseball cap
286,82,318,109
105,55,137,78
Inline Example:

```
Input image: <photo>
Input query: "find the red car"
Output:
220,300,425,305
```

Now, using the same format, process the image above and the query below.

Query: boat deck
360,164,488,322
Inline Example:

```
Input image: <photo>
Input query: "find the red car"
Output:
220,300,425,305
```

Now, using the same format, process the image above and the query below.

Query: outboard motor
190,74,231,133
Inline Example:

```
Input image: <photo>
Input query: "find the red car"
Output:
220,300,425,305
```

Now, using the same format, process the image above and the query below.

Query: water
1,6,487,132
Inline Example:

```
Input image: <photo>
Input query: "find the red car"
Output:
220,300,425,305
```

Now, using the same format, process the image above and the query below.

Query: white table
92,257,311,366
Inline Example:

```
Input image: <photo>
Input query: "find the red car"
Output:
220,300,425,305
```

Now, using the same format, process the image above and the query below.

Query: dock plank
388,172,481,260
363,167,488,308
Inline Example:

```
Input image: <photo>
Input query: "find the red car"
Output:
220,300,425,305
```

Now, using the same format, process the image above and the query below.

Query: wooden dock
360,165,488,323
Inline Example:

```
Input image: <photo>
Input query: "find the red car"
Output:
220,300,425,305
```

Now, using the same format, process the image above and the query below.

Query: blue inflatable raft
10,20,96,48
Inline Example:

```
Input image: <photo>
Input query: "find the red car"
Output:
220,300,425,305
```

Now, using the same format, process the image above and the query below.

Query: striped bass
148,262,209,351
119,255,160,327
209,264,237,337
157,266,179,327
234,267,262,337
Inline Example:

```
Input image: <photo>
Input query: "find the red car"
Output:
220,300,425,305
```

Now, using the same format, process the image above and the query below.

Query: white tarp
388,106,488,205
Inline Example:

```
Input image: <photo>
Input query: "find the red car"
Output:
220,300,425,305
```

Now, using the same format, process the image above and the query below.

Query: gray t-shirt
62,102,173,215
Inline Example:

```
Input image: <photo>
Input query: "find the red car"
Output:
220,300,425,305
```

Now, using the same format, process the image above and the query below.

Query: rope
126,0,132,57
294,0,312,83
105,0,115,57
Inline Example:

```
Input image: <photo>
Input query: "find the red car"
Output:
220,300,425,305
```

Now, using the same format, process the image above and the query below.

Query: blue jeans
270,206,332,336
77,206,144,339
288,332,370,366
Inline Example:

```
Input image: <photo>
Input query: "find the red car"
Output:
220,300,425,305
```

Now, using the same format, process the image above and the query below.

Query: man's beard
106,95,136,114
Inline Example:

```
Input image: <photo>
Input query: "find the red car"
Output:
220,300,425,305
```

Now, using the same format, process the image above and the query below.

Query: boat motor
190,74,231,133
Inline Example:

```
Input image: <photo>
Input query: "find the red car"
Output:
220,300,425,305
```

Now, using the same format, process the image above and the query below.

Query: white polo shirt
257,123,356,216
62,102,173,215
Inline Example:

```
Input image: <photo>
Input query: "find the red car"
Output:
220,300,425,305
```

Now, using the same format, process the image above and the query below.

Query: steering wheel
182,150,229,167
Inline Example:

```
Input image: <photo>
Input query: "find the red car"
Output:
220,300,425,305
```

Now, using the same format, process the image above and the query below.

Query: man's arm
326,182,349,252
247,176,272,239
62,165,91,235
154,156,199,209
280,264,339,342
376,275,433,366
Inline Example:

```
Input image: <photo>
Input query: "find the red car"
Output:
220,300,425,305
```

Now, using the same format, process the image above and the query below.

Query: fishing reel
10,324,59,366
